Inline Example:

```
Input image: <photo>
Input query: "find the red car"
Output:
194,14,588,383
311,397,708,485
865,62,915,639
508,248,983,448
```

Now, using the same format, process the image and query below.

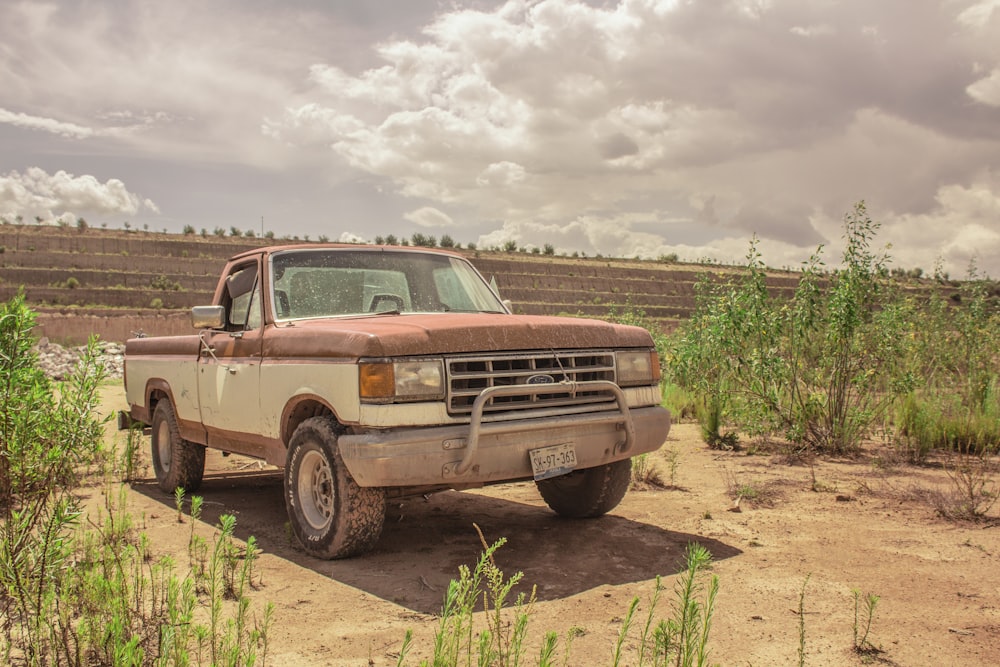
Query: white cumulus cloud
0,167,159,222
967,69,1000,106
404,207,456,228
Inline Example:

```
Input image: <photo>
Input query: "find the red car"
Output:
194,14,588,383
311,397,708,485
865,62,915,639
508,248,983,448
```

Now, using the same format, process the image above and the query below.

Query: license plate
530,443,577,481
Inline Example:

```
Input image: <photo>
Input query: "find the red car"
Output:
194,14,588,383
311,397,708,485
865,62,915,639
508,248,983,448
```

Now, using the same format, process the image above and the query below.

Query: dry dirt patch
99,385,1000,666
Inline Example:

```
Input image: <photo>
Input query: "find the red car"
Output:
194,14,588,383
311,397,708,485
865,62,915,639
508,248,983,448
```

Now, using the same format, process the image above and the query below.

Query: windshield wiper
441,309,507,314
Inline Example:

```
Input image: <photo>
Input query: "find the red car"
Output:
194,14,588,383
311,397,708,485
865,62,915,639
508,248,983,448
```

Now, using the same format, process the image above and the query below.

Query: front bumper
338,404,671,488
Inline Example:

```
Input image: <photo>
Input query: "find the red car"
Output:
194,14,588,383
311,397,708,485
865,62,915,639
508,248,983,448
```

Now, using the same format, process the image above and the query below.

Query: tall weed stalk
403,539,718,667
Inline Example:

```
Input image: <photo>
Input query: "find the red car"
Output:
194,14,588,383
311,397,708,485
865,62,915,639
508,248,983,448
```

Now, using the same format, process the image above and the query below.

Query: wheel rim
298,449,334,530
156,420,172,472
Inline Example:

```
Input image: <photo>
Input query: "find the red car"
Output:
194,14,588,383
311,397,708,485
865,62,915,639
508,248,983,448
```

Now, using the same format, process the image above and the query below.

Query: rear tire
150,400,206,494
284,417,385,559
536,459,632,518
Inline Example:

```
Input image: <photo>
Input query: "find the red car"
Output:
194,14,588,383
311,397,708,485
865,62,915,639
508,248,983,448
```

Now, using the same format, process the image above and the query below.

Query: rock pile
33,338,125,381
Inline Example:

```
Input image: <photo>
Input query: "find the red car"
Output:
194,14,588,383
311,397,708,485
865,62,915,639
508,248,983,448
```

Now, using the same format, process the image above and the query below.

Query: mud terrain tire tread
536,459,632,518
284,417,385,559
151,400,206,494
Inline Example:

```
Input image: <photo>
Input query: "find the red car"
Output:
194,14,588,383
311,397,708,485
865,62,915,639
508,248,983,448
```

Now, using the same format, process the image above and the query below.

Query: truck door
197,260,264,455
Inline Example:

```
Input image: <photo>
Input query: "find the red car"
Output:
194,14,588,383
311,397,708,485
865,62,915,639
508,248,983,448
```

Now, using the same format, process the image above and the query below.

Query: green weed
0,295,274,666
632,453,664,487
852,589,881,655
400,538,718,667
667,202,914,454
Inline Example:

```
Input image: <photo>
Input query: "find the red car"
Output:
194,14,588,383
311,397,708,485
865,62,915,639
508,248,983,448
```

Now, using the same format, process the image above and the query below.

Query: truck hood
262,313,654,359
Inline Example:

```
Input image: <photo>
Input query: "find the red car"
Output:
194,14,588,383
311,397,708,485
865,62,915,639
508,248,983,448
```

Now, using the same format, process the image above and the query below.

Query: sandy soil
98,385,1000,666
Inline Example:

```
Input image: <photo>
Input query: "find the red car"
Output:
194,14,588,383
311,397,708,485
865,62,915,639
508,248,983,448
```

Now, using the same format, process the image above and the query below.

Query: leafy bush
0,292,106,505
897,265,1000,457
662,384,699,421
896,392,1000,459
0,294,274,664
150,274,181,291
667,202,913,453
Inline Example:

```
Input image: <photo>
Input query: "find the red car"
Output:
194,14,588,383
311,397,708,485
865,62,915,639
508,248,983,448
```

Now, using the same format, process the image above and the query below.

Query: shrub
898,265,1000,457
667,202,913,453
0,295,275,663
0,292,107,505
150,274,181,291
663,383,698,421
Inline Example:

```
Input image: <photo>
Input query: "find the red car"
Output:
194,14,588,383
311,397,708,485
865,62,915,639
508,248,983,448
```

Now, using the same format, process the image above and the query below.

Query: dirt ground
97,385,1000,666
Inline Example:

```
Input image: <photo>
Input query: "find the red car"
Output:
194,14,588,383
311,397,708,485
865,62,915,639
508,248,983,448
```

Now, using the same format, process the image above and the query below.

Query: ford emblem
526,374,556,385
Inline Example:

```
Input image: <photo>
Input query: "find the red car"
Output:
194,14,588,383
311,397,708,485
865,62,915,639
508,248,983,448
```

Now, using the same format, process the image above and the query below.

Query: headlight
360,359,445,402
616,349,661,387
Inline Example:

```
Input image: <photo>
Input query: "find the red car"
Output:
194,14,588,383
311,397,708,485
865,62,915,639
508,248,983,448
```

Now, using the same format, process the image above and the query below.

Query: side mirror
191,305,225,329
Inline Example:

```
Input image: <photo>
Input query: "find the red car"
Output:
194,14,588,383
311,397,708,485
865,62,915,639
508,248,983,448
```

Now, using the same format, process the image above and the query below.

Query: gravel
33,338,125,381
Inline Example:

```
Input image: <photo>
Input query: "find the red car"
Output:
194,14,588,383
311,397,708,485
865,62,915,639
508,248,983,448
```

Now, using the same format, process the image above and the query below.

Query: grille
446,350,617,416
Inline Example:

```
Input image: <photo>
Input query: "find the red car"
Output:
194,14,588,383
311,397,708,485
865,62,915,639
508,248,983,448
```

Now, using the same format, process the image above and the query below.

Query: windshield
269,248,507,321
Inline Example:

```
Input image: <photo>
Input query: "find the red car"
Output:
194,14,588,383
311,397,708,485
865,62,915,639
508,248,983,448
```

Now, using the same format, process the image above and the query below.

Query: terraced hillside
0,224,802,343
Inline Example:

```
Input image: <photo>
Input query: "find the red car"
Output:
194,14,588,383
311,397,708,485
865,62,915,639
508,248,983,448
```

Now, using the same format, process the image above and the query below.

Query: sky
2,0,999,276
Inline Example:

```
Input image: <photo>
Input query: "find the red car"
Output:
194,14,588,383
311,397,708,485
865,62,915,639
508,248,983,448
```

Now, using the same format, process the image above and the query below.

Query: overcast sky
2,0,999,275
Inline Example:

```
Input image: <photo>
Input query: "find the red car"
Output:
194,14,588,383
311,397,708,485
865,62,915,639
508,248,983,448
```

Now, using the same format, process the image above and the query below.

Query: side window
224,263,260,331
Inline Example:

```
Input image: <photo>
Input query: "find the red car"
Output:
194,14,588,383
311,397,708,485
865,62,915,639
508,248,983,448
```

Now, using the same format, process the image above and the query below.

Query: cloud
0,167,159,222
338,231,367,244
4,0,1000,276
0,0,347,165
967,69,1000,106
259,0,1000,274
876,172,1000,276
404,206,456,228
957,0,1000,28
0,108,97,139
476,161,526,187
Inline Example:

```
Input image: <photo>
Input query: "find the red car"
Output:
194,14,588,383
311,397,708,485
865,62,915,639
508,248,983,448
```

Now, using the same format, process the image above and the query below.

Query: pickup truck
123,244,671,558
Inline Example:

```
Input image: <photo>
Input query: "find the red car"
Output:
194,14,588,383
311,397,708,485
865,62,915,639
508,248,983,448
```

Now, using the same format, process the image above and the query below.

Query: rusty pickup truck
122,244,671,558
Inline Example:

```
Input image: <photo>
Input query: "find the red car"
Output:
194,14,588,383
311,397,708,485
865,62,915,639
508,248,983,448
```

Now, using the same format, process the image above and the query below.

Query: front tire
536,459,632,518
284,417,385,559
150,400,206,494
